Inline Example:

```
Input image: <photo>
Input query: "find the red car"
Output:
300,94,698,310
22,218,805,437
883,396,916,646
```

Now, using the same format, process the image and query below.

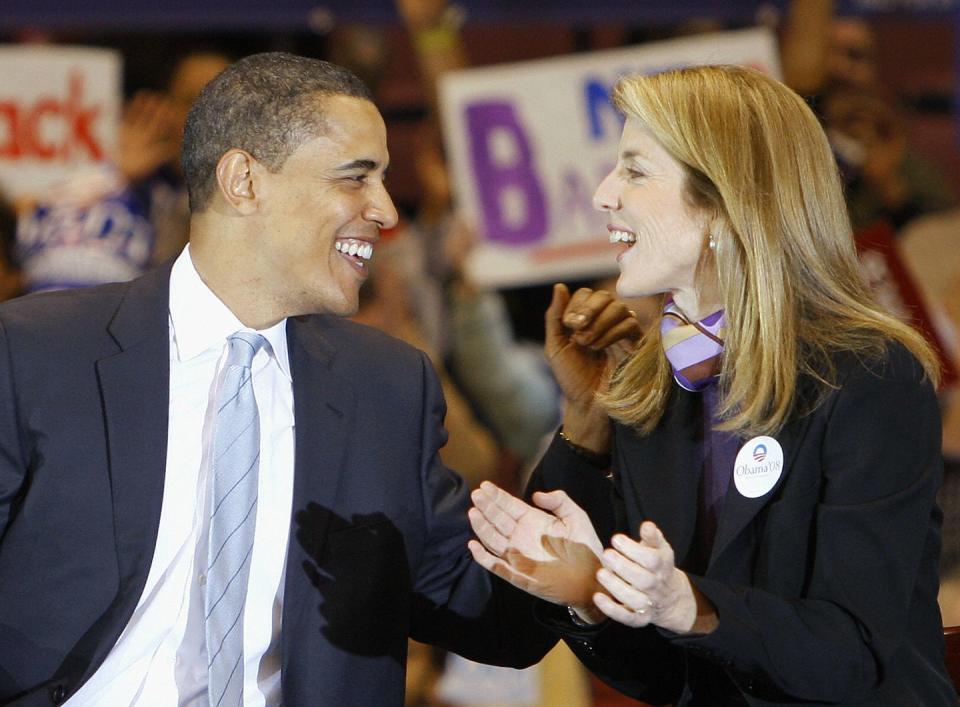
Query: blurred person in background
781,0,955,232
0,194,23,301
120,50,233,264
15,50,231,292
467,65,954,705
395,0,562,474
391,3,592,706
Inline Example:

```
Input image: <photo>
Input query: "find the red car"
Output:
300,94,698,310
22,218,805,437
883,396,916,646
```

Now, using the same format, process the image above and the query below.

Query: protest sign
440,28,781,288
0,45,121,201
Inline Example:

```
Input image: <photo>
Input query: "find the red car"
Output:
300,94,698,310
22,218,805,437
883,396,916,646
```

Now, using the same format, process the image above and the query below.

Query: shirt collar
169,244,291,380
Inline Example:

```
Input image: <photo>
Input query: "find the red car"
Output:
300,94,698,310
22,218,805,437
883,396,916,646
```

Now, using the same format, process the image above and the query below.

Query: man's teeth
609,230,637,244
335,241,374,260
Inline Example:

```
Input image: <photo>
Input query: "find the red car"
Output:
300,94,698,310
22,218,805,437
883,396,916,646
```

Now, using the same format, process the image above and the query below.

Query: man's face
253,95,398,318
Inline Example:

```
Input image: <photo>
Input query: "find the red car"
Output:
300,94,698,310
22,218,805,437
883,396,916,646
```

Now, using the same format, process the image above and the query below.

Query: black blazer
0,263,553,706
532,343,955,705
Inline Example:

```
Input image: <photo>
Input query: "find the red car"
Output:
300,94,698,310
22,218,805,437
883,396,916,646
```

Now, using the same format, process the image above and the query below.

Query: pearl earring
708,234,717,250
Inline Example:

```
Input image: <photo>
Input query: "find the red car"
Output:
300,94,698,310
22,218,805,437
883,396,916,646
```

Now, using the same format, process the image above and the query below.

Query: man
0,53,588,706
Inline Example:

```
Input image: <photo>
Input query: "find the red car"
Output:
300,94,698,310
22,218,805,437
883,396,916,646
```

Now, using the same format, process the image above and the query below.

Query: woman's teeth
609,230,637,245
335,241,374,260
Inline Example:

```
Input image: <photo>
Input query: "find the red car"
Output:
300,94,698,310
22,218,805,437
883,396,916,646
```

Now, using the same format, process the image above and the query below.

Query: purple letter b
465,101,547,245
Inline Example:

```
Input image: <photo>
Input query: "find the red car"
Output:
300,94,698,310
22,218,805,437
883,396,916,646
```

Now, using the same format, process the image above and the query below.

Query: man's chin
317,292,360,319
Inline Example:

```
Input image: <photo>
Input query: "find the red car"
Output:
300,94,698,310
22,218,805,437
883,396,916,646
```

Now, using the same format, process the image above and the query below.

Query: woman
467,65,954,704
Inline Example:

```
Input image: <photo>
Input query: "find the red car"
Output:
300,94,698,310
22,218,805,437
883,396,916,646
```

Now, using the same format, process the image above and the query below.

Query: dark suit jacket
0,263,554,706
532,343,955,705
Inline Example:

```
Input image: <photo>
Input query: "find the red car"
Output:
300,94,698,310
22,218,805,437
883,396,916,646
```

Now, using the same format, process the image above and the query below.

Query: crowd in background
0,0,958,704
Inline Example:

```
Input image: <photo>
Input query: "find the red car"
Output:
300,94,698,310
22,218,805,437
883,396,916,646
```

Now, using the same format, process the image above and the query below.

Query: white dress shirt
68,245,295,706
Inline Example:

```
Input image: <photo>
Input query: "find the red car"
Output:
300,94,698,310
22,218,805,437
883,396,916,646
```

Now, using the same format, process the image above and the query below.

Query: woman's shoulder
793,339,935,427
831,339,931,389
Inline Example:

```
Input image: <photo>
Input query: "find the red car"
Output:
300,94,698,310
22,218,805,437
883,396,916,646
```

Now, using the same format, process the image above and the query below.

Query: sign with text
0,45,121,200
440,28,781,288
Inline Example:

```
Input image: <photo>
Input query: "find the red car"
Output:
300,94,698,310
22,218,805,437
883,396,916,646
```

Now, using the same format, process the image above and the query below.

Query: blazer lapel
281,315,355,661
80,264,172,683
618,389,702,563
96,264,172,585
708,415,811,568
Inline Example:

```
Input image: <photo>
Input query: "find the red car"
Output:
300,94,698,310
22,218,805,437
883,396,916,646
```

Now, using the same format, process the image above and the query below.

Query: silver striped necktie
206,331,266,707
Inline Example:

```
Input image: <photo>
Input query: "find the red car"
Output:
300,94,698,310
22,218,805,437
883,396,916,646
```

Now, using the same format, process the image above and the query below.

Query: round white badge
732,435,784,498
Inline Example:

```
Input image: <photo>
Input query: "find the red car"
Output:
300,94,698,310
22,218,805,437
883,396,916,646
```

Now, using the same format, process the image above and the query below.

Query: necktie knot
226,332,266,369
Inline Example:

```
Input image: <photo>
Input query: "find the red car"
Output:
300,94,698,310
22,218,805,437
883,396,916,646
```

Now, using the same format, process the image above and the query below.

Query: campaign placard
0,45,121,200
440,28,781,288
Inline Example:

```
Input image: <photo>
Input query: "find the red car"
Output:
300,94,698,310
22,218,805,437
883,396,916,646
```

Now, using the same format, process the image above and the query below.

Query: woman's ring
633,597,656,614
633,597,657,616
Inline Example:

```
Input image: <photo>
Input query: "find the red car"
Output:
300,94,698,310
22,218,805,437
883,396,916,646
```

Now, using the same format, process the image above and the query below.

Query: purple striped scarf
659,299,724,392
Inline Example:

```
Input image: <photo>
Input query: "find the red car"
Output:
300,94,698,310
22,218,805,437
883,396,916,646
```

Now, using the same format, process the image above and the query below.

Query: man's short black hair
181,52,374,212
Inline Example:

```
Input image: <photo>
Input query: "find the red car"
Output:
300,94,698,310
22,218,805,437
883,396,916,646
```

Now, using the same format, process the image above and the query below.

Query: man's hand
117,91,179,183
467,482,605,617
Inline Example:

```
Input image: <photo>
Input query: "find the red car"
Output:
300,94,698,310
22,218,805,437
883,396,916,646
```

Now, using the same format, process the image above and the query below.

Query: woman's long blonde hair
599,65,939,437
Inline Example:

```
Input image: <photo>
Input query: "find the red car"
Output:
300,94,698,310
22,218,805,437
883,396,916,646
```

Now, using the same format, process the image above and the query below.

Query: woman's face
593,117,714,318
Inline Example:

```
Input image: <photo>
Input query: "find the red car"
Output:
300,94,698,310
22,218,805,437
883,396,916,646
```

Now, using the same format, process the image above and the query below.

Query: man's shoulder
0,261,170,340
0,281,131,334
292,314,429,369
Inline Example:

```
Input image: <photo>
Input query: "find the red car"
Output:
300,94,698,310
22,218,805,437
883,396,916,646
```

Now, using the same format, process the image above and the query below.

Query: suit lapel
96,264,172,587
708,415,811,568
74,264,173,686
619,389,702,563
281,316,355,662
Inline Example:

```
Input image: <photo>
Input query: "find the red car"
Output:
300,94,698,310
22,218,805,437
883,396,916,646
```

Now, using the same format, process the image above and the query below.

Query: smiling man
0,53,557,706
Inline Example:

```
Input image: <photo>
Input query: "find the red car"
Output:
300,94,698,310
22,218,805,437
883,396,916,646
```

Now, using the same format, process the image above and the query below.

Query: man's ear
215,149,258,214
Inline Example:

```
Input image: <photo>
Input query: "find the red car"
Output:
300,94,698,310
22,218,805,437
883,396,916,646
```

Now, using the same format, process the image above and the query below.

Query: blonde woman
467,65,954,705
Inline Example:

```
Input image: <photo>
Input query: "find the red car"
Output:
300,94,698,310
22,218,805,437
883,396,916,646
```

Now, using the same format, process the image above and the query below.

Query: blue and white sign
439,28,781,288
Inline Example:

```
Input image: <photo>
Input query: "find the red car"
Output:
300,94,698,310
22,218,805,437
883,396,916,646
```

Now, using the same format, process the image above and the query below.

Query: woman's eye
626,168,645,180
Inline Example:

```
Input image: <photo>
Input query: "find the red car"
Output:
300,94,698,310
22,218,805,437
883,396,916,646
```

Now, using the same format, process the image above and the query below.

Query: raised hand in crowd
822,87,909,210
116,90,179,184
545,284,641,452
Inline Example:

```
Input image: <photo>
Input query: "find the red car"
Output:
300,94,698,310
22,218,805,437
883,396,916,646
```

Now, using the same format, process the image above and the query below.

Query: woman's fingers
467,540,535,593
467,507,509,557
596,566,656,610
531,489,587,524
602,546,657,590
593,591,652,627
471,482,528,539
608,533,662,571
476,481,530,521
640,521,664,547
